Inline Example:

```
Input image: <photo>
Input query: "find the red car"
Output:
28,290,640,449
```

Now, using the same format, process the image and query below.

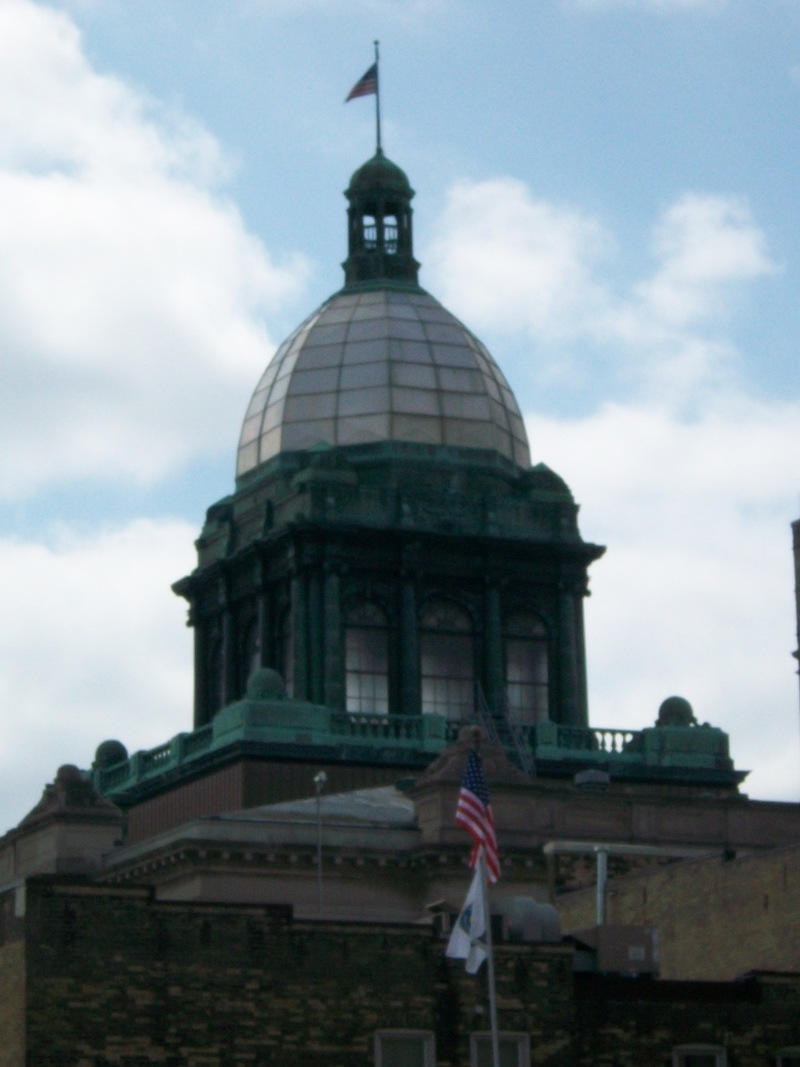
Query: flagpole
373,39,382,154
480,850,501,1067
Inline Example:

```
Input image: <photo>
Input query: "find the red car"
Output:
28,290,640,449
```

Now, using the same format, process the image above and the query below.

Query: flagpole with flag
345,41,382,154
446,741,502,1067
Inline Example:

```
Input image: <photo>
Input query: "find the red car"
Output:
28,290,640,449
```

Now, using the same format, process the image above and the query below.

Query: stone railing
535,724,637,755
92,710,733,801
330,712,448,746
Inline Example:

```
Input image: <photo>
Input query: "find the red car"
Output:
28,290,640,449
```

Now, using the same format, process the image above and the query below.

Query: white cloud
427,178,775,403
0,518,196,833
427,173,799,801
633,193,775,329
426,177,611,343
0,0,308,499
0,0,795,836
534,398,800,801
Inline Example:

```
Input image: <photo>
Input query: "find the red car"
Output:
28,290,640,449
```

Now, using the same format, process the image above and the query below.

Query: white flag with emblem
445,863,487,974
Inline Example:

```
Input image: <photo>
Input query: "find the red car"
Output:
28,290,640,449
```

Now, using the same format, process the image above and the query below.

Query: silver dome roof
237,287,531,478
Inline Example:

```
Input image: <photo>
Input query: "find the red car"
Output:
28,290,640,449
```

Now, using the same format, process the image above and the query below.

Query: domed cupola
343,149,419,289
178,148,604,738
236,153,532,478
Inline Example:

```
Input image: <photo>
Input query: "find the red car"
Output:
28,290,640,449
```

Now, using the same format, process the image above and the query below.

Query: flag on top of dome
345,63,377,102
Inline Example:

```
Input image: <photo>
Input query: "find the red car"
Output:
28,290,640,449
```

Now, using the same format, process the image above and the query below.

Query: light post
313,771,327,916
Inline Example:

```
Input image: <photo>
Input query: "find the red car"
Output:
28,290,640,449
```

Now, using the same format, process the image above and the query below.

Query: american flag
455,750,500,883
345,63,378,102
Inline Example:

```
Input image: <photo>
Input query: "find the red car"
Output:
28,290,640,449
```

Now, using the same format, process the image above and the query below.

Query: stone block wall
574,973,800,1066
0,886,26,1067
9,875,800,1065
556,842,800,980
21,876,576,1067
0,940,24,1067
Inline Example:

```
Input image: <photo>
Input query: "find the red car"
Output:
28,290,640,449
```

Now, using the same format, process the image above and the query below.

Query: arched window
420,599,474,720
346,602,389,714
505,612,548,724
362,214,377,250
383,214,399,254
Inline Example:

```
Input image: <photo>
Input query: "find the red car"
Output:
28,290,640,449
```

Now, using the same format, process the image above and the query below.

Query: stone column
484,579,504,719
324,563,344,709
220,574,237,708
574,578,591,728
191,606,205,729
558,579,581,727
256,555,269,669
400,571,420,716
291,566,309,701
308,565,324,704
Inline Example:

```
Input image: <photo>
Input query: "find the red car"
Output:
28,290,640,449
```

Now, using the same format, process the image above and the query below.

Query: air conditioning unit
570,924,659,976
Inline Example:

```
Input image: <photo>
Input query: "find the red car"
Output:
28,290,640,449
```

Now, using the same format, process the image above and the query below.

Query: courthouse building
1,147,800,1067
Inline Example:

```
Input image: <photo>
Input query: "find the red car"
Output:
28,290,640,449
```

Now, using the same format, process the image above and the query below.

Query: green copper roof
345,150,414,198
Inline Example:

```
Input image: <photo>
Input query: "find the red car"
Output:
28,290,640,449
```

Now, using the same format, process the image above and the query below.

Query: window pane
391,414,443,445
346,610,389,715
340,360,389,389
674,1053,724,1067
472,1035,524,1067
505,614,548,722
420,601,474,720
506,632,548,725
421,633,473,719
391,387,441,416
377,1034,431,1067
391,361,437,388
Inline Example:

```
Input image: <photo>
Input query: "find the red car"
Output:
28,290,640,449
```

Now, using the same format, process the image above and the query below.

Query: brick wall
574,973,800,1066
15,875,800,1065
0,887,26,1067
0,940,24,1067
22,877,576,1067
557,841,800,980
547,849,676,895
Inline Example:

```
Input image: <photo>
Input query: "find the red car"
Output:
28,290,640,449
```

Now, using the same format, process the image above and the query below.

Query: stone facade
4,876,800,1066
557,840,800,980
0,940,24,1067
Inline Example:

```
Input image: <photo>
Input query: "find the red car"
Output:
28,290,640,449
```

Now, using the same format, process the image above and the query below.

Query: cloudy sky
0,0,798,831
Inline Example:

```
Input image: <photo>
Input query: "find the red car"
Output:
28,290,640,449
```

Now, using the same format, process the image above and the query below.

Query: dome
237,287,531,477
237,151,532,478
346,151,413,198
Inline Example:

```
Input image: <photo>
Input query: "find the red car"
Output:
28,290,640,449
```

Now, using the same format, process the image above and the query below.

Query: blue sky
0,0,799,831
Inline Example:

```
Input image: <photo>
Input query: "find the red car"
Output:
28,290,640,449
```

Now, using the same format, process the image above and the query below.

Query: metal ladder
474,686,537,780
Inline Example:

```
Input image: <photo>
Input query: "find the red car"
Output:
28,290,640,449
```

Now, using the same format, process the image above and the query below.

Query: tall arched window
420,599,474,720
346,602,389,714
505,611,548,724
